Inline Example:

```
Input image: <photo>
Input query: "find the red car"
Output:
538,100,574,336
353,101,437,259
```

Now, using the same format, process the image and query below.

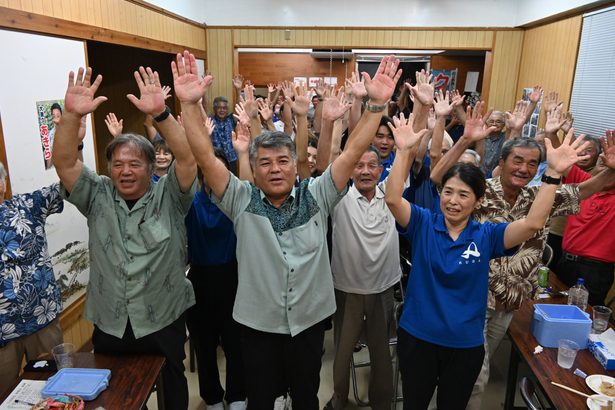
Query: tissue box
589,329,615,370
531,304,592,348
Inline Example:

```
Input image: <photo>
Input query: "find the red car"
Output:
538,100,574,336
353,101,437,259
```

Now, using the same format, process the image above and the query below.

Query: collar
113,182,153,212
259,185,296,207
434,212,478,243
348,183,384,202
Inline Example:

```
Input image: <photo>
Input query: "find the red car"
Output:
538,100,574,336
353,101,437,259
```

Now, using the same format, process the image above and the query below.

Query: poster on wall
432,69,458,93
36,99,64,170
521,87,542,138
0,29,91,312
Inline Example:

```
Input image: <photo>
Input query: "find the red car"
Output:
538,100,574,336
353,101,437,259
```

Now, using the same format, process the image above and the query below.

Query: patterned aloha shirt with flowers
0,183,64,346
474,177,580,311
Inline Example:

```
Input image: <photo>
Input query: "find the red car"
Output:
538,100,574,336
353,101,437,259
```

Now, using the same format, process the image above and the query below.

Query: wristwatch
541,174,562,185
153,106,171,123
364,101,387,113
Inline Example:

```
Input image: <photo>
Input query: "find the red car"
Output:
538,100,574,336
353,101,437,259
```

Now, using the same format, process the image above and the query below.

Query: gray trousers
329,287,395,410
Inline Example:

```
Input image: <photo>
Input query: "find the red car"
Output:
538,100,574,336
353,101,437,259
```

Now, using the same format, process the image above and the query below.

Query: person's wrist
153,106,171,122
365,100,387,113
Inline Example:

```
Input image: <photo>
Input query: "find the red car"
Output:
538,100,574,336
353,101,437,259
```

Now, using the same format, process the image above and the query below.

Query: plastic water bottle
567,278,589,311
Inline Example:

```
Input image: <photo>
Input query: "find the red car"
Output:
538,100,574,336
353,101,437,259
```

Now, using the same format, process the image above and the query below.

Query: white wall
0,29,91,308
146,0,603,27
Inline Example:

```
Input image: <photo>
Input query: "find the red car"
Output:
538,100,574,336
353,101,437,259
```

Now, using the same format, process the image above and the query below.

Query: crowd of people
1,50,614,410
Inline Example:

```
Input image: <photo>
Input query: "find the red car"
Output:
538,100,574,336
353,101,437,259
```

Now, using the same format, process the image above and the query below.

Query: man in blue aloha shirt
0,161,64,396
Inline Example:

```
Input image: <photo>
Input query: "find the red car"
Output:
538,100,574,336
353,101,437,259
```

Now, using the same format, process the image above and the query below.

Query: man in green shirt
53,66,197,410
175,50,401,409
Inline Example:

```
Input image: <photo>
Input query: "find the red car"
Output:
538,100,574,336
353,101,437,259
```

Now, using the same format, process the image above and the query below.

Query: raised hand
345,71,367,100
314,79,327,99
406,69,434,106
545,105,565,135
451,89,465,107
561,111,574,134
258,98,273,122
388,113,429,150
545,128,589,174
126,66,167,116
322,88,351,121
463,101,495,143
363,55,402,105
434,90,455,118
232,123,251,155
543,91,561,113
291,84,310,116
104,113,124,138
240,84,258,118
64,67,107,115
232,74,244,90
161,85,173,101
172,51,213,104
599,130,615,169
233,102,251,127
427,108,436,130
528,85,543,104
505,100,528,131
281,80,295,100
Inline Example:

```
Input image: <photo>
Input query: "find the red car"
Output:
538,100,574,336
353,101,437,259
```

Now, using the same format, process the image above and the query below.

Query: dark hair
249,131,296,168
50,102,62,114
442,163,486,199
153,139,174,159
500,137,544,162
379,116,393,128
106,133,155,174
308,137,318,149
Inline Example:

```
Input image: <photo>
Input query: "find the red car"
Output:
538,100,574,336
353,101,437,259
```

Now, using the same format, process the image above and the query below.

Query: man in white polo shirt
326,145,402,410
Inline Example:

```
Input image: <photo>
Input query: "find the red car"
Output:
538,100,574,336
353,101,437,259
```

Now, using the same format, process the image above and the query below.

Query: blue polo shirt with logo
398,204,515,348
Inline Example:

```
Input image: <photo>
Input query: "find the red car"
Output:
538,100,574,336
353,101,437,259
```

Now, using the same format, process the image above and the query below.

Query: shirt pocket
290,219,320,254
139,217,171,251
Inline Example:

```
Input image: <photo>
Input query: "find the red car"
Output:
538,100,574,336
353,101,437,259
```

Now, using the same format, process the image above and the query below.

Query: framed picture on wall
36,99,64,170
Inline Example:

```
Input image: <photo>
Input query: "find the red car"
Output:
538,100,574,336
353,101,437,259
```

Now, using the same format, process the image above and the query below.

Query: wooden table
505,277,615,409
0,352,165,410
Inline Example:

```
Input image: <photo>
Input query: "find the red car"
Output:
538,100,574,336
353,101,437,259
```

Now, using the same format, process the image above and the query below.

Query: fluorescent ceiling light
236,48,312,53
352,49,445,55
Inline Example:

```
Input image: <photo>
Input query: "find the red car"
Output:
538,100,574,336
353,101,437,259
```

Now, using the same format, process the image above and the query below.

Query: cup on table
593,305,612,333
557,339,579,369
51,342,75,370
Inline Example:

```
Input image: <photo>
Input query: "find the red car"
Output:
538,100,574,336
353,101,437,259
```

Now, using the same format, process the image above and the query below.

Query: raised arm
231,122,254,183
406,69,434,132
503,131,590,249
431,89,455,168
290,84,311,179
346,72,367,134
126,66,196,192
174,51,229,199
431,101,495,185
384,113,428,227
523,85,542,122
504,100,528,140
53,67,107,191
544,105,566,148
316,88,351,173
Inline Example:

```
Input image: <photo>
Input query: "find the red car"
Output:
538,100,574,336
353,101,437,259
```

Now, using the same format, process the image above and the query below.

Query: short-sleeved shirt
482,132,506,176
475,177,580,310
62,163,196,339
331,183,401,294
563,165,615,262
0,184,64,346
398,205,513,348
212,165,347,336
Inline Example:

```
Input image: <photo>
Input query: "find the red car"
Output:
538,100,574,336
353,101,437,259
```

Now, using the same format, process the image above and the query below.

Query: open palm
64,67,107,115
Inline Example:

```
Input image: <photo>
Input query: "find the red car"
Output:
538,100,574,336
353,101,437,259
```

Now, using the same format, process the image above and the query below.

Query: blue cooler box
42,368,111,400
531,304,591,348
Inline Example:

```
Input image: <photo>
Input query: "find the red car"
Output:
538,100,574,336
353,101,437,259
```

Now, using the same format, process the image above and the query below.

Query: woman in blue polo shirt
384,110,589,409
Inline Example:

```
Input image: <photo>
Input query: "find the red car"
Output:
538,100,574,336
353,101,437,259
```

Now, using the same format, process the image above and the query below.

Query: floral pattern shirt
0,184,64,346
474,177,579,311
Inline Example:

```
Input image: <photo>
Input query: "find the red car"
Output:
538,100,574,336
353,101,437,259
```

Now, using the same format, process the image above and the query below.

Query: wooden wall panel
0,0,206,51
207,28,235,106
516,15,582,124
238,53,354,89
229,28,495,50
487,30,524,111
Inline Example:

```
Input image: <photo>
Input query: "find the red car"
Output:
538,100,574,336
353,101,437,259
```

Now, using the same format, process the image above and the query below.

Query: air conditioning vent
310,49,354,60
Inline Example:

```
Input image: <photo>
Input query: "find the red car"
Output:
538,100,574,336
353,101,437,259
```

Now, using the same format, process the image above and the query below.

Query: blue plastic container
42,368,111,400
531,304,592,348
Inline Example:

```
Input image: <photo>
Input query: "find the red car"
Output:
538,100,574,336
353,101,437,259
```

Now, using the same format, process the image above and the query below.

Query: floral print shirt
474,177,579,311
0,183,64,346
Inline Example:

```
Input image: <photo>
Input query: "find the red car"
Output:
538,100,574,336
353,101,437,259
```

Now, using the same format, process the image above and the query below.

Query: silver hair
462,149,481,166
105,133,155,175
